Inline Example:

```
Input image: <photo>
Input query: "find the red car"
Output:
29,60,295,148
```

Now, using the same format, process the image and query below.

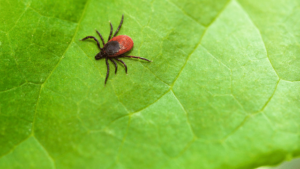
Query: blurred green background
258,158,300,169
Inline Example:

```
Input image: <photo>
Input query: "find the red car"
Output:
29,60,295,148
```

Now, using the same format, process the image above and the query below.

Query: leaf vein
33,136,56,169
236,0,280,79
0,136,31,159
222,79,281,141
20,0,91,161
165,0,204,27
6,6,29,33
171,90,197,138
0,82,27,93
170,1,231,87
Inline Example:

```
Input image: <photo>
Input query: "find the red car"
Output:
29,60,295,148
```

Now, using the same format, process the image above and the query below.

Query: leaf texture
0,0,300,168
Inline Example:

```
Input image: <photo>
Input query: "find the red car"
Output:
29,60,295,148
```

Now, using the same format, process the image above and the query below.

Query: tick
80,14,151,84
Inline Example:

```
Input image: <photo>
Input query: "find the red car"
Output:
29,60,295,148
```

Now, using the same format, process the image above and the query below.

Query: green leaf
0,0,299,168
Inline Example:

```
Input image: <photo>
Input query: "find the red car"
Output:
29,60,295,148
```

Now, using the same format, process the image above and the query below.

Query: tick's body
105,35,134,57
81,15,151,84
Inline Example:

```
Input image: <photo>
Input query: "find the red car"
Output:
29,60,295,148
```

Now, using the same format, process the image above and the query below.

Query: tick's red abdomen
108,35,134,57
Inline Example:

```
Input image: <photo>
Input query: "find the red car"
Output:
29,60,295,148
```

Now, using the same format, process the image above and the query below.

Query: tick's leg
124,56,152,62
113,14,124,37
116,58,127,74
96,30,105,47
105,58,110,84
110,58,117,74
108,22,113,41
81,36,101,50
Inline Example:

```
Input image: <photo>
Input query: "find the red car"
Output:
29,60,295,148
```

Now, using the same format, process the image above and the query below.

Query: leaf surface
0,0,300,168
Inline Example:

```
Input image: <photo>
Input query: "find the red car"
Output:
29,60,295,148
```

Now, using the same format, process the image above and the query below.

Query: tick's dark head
95,52,104,60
